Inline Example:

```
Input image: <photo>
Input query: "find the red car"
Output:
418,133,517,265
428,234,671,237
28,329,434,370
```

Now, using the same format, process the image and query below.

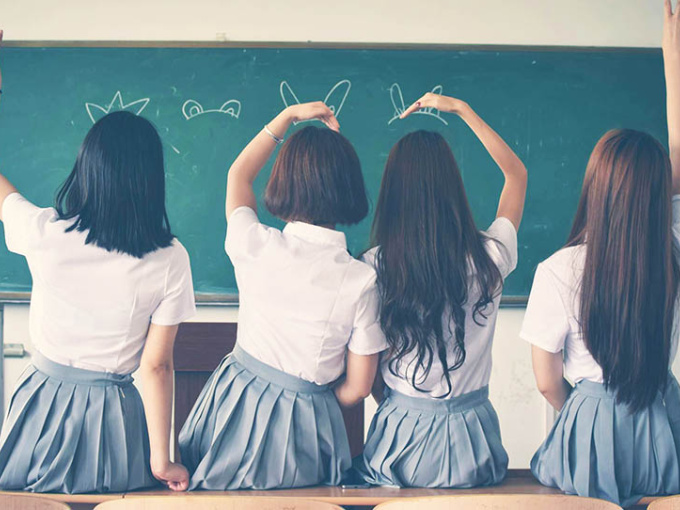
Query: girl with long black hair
355,93,527,487
0,32,196,493
522,2,680,505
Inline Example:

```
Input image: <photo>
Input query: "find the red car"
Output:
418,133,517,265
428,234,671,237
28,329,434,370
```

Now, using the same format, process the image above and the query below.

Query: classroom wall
0,0,667,469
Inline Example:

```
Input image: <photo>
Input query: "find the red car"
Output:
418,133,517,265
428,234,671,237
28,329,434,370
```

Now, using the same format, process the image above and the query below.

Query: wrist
150,455,171,474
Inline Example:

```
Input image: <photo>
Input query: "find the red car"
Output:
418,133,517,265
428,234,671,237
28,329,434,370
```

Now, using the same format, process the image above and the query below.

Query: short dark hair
264,126,368,226
55,111,174,258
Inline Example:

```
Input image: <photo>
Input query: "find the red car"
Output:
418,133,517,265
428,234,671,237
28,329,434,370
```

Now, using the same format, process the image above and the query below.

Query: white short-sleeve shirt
364,217,518,398
2,193,197,374
225,206,388,385
520,195,680,384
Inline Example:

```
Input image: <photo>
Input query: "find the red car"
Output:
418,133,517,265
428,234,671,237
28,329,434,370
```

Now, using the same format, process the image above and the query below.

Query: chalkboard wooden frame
0,41,664,307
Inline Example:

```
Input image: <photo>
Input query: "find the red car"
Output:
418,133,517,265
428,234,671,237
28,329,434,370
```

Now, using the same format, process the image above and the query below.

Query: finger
400,100,423,119
667,0,673,17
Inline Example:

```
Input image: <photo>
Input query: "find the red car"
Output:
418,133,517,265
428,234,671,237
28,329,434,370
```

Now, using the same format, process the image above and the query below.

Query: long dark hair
371,130,503,396
567,129,680,411
56,111,174,258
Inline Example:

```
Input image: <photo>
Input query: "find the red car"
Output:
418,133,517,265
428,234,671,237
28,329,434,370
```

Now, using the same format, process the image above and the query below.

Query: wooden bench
0,471,658,509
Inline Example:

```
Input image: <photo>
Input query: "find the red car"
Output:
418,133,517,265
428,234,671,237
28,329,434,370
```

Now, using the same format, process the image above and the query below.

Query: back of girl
355,93,528,488
521,2,680,506
178,102,387,490
0,43,196,493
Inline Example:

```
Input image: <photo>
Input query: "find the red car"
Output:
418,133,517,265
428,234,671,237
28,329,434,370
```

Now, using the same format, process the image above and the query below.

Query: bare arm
531,345,572,411
664,0,680,194
225,102,339,220
0,30,18,221
401,93,528,230
371,366,386,405
139,324,189,491
335,351,380,409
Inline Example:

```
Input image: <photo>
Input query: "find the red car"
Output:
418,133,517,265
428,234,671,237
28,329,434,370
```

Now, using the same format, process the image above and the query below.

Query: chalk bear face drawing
279,80,351,124
388,84,448,126
182,99,242,120
85,91,150,124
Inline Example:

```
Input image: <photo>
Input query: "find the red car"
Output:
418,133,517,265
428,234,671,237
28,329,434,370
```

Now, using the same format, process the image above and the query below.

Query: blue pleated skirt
355,385,508,488
0,352,157,493
178,344,351,490
531,376,680,507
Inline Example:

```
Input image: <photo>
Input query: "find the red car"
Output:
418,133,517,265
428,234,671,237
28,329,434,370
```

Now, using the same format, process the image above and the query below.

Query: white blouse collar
283,221,347,248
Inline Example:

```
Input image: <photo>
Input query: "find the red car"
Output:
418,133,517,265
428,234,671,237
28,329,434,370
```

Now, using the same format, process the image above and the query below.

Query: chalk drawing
182,99,242,120
279,80,351,124
388,83,448,126
85,91,150,124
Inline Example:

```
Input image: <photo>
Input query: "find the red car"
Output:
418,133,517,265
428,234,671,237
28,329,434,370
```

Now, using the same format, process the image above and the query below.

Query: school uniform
0,193,196,494
521,195,680,507
355,217,517,488
178,206,388,490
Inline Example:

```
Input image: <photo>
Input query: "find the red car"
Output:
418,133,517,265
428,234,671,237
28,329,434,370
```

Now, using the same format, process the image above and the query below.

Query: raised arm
139,324,189,491
664,0,680,194
225,102,339,220
401,93,528,230
0,29,18,221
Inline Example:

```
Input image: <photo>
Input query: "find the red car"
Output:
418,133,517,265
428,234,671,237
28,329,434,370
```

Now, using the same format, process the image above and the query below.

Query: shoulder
360,246,379,269
538,245,585,283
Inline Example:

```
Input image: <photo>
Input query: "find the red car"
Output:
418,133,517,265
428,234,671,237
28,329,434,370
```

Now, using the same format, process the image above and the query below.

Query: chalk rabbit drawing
182,99,242,120
85,91,150,124
388,83,448,126
279,80,351,124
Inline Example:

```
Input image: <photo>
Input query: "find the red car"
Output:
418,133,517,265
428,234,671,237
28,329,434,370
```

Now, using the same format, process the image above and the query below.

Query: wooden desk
0,471,658,509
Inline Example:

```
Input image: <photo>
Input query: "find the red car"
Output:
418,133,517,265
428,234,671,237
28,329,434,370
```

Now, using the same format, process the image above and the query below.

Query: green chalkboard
0,44,667,300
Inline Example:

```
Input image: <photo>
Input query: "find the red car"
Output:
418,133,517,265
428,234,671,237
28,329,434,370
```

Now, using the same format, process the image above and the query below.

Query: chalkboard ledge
0,292,527,307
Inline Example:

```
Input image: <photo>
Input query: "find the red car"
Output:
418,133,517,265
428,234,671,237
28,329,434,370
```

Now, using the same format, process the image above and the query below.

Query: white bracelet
263,124,284,144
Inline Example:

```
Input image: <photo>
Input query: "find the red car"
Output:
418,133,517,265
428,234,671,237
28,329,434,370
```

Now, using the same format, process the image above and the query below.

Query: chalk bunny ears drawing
389,84,448,125
280,80,351,124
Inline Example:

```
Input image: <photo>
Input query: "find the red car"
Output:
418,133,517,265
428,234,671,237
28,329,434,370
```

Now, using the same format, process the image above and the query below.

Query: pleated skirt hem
531,376,680,507
356,386,508,488
0,353,157,494
178,345,351,490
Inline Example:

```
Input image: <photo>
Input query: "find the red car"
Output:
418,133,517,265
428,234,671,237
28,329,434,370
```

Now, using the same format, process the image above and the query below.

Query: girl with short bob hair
0,49,196,493
179,102,387,490
521,2,680,506
355,93,527,488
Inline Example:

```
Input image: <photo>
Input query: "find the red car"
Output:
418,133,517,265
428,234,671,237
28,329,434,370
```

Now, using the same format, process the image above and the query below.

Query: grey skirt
0,352,157,493
531,375,680,507
356,385,508,488
178,344,351,490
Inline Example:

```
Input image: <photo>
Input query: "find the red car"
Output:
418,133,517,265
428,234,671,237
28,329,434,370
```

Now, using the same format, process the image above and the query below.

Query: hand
664,0,680,57
152,461,190,491
286,101,340,131
400,92,467,119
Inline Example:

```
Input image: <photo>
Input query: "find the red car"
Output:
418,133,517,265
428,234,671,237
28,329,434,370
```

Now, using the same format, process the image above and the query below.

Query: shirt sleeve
151,243,197,326
2,193,52,256
520,263,570,353
225,206,273,263
484,217,518,279
348,278,389,356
